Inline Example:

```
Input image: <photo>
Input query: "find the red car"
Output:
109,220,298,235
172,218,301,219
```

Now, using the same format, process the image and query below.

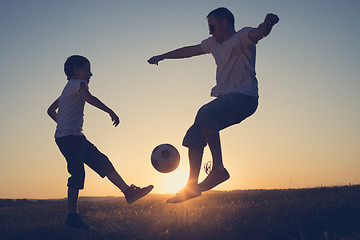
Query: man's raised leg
198,127,229,191
187,147,204,185
167,147,203,203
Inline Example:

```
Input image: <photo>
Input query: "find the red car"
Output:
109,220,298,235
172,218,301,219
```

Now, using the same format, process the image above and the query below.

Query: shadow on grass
1,185,360,240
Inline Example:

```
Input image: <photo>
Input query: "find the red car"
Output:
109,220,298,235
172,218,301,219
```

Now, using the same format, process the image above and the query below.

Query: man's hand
248,13,279,44
148,55,164,65
109,111,120,127
264,13,279,26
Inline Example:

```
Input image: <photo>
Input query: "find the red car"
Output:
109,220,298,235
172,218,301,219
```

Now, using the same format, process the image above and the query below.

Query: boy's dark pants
55,135,115,190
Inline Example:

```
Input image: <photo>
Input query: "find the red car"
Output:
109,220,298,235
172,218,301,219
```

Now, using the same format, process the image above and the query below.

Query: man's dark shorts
183,93,258,149
55,135,115,190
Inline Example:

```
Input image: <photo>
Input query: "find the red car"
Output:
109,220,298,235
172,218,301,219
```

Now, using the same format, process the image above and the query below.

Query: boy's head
64,55,91,81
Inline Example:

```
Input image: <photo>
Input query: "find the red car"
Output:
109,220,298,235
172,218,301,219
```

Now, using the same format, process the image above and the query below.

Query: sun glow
162,168,189,194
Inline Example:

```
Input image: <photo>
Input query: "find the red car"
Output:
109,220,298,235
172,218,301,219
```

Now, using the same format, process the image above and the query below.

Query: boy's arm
248,13,279,44
79,82,120,127
147,44,205,65
47,99,59,123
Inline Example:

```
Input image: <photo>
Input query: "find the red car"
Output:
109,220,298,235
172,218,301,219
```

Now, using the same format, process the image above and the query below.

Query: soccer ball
151,144,180,173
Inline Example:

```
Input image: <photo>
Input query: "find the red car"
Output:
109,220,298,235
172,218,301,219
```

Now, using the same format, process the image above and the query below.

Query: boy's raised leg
123,184,154,204
107,170,154,204
107,170,129,191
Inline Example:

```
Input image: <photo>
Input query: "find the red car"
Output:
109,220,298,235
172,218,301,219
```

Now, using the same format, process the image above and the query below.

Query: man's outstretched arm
248,13,279,44
148,44,205,65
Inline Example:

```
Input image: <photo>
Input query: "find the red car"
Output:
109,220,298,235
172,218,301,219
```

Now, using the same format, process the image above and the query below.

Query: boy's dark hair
207,7,235,29
64,55,90,80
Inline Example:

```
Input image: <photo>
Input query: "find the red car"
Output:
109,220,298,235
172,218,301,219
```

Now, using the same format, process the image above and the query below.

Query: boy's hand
110,111,120,127
264,13,279,26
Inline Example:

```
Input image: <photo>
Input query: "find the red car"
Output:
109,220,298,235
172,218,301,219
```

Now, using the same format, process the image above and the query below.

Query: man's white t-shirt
55,79,87,138
201,27,258,98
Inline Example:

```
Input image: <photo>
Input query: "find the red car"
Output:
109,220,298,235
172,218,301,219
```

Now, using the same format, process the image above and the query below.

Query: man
148,7,279,203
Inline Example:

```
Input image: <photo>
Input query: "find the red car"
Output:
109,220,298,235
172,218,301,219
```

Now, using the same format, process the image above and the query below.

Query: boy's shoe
199,167,230,192
124,184,154,204
167,184,201,204
65,213,95,233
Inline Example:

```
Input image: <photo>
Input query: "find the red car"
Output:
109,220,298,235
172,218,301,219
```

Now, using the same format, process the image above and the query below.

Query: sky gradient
0,0,359,199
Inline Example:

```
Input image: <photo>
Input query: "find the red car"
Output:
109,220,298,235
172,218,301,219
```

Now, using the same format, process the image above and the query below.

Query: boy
148,8,279,203
48,55,153,232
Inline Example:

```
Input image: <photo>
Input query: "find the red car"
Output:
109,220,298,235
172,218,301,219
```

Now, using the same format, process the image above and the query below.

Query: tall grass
1,185,360,240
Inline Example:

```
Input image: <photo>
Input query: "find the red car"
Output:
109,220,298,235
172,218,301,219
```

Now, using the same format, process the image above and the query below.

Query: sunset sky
0,0,359,199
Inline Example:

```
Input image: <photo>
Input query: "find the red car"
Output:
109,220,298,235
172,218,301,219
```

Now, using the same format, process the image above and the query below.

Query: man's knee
182,125,207,149
194,103,220,131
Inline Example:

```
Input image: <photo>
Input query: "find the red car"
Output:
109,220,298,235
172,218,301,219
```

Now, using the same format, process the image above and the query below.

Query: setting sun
162,168,189,194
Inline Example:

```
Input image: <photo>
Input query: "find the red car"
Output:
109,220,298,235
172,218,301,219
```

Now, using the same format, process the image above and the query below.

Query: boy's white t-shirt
55,79,87,138
201,27,258,98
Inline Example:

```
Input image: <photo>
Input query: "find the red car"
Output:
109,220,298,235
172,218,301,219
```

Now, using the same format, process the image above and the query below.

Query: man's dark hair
64,55,90,80
207,7,235,29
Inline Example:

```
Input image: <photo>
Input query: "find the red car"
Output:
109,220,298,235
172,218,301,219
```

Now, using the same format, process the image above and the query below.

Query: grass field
1,185,360,240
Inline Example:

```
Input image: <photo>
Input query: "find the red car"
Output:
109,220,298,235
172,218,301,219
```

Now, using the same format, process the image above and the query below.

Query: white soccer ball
151,144,180,173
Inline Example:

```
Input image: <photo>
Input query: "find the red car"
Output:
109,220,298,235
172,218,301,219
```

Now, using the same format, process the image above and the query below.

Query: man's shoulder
236,27,253,37
236,27,256,45
201,36,215,53
202,35,215,44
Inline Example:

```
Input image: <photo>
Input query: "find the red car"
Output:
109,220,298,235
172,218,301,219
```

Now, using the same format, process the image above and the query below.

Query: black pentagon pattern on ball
161,149,171,159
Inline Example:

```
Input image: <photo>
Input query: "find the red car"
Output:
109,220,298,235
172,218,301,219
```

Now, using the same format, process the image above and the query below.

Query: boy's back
55,79,87,138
